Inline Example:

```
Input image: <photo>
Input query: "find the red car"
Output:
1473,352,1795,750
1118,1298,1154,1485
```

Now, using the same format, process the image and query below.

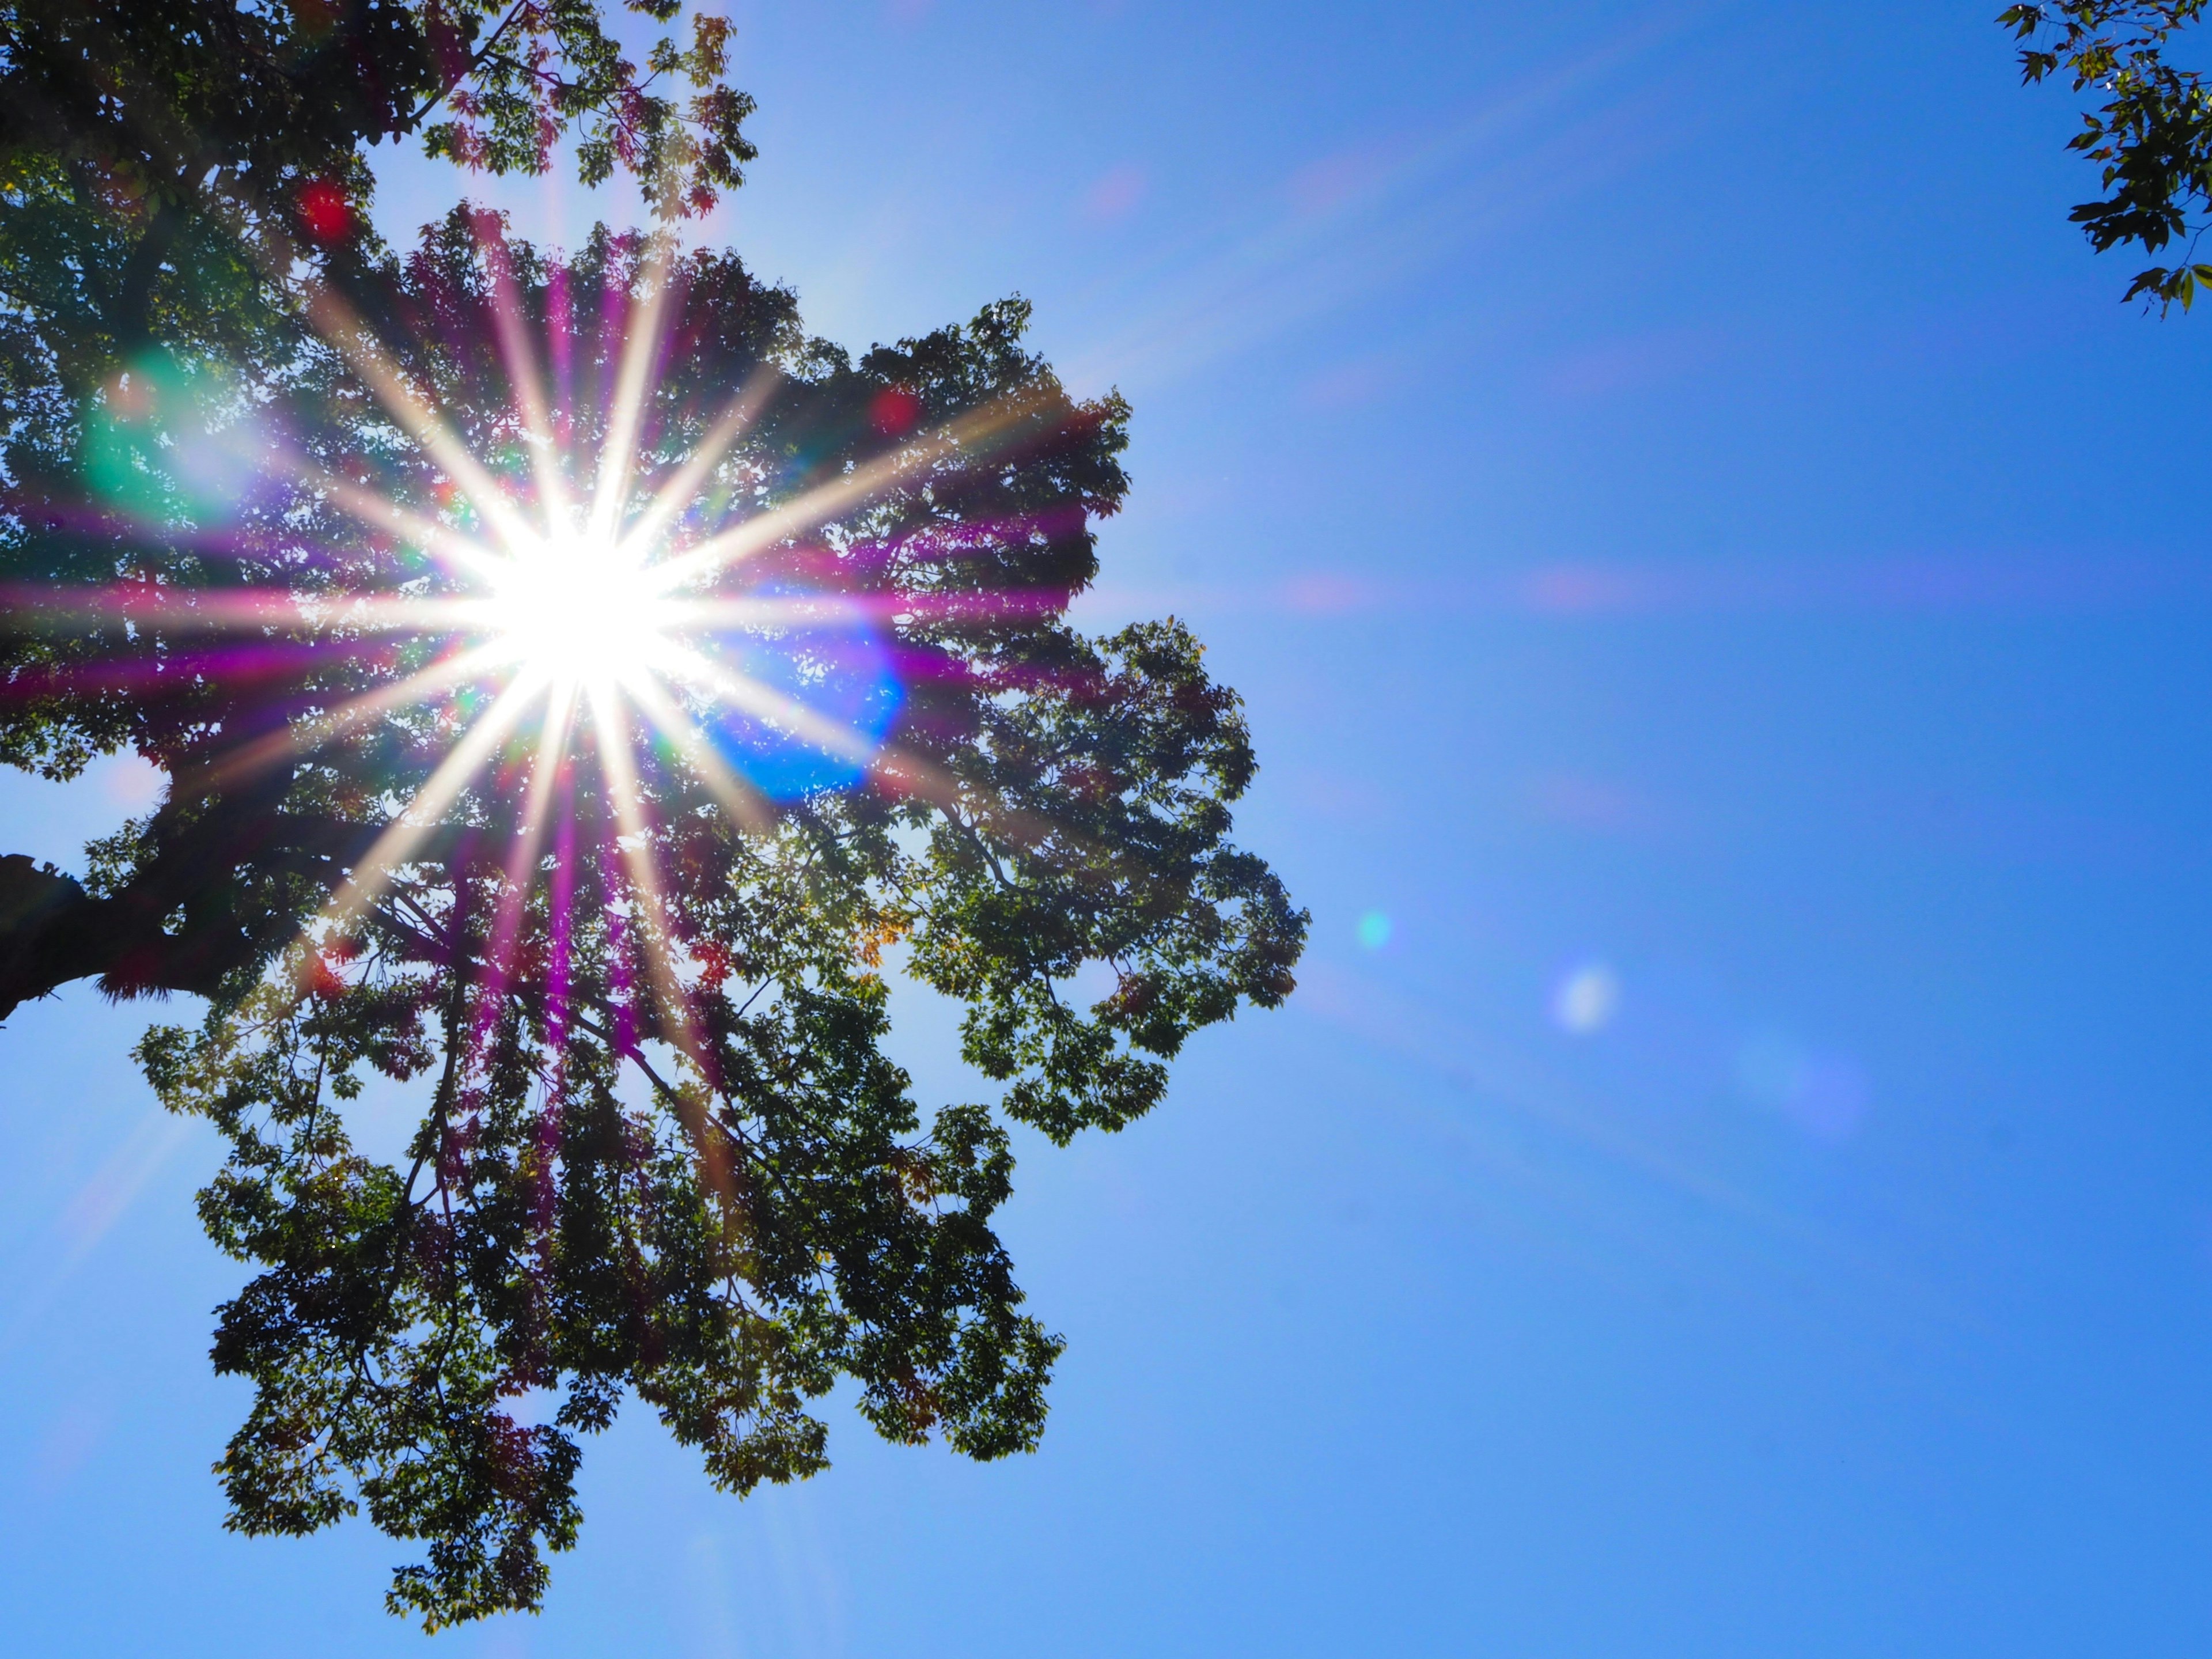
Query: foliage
2002,2,2212,309
12,204,1307,1628
0,0,757,503
0,1,755,232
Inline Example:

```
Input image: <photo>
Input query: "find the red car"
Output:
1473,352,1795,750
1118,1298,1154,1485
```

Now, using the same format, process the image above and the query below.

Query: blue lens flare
699,582,904,800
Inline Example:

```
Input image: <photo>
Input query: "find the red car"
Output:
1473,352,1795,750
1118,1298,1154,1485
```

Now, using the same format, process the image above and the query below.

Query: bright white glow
1551,962,1620,1036
491,535,667,683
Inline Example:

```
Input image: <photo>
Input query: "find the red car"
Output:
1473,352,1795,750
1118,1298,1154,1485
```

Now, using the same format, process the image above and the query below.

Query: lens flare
1734,1033,1869,1142
1550,962,1620,1035
701,583,903,800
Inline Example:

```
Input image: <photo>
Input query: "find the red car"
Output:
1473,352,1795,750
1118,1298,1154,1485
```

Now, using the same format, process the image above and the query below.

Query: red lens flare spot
300,949,347,998
105,369,158,423
870,385,921,436
298,179,351,244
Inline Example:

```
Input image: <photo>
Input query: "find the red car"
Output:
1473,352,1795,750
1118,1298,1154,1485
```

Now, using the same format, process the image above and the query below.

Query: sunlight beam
657,643,882,767
616,364,783,563
585,681,740,1205
476,219,574,536
186,641,516,802
322,675,546,935
279,446,516,593
644,391,1040,597
618,671,775,837
586,231,680,546
467,680,582,1062
301,282,543,555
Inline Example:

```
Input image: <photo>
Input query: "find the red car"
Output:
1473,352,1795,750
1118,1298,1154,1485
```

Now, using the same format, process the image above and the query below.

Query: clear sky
6,2,2212,1654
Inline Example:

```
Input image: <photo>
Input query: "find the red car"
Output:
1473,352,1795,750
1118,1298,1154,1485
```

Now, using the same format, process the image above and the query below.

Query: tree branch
0,811,391,1022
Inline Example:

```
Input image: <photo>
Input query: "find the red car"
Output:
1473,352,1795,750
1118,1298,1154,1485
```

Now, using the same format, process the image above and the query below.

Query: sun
89,232,933,948
487,530,673,686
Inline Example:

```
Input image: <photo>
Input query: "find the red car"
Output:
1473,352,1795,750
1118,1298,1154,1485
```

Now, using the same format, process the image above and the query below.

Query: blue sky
7,2,2212,1653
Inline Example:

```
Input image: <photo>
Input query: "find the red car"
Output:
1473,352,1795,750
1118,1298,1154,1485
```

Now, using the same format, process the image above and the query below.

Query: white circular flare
1551,962,1621,1035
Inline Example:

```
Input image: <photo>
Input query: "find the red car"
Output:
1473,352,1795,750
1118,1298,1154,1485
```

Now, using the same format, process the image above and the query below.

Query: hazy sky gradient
7,3,2212,1653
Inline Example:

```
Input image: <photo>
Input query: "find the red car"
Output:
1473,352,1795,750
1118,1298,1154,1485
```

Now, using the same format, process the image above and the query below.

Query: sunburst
17,203,1093,1088
39,225,1041,1012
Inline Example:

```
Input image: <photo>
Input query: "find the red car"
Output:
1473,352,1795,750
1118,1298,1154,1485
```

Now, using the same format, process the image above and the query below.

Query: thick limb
0,810,384,1022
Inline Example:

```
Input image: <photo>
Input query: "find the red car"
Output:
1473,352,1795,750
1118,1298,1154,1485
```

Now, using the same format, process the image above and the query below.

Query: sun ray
616,363,783,562
585,230,680,546
321,673,547,935
186,641,518,802
644,390,1040,596
616,669,775,836
10,581,506,646
468,681,582,1060
281,450,516,591
300,281,544,555
475,218,574,536
656,642,883,768
544,777,579,1069
584,680,740,1203
584,688,719,1102
584,678,695,1016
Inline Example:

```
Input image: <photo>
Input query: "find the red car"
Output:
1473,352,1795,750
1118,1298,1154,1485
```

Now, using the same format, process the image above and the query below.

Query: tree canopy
0,3,1305,1631
0,0,755,222
1,0,755,1018
2002,2,2212,309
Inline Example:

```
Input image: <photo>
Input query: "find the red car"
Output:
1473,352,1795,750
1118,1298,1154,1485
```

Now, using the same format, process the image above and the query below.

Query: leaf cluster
2002,2,2212,308
420,2,756,215
0,1,757,237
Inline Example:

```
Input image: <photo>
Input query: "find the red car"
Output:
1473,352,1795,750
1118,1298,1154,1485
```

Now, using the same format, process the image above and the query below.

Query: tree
0,0,753,1013
0,7,1306,1634
2001,3,2212,309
